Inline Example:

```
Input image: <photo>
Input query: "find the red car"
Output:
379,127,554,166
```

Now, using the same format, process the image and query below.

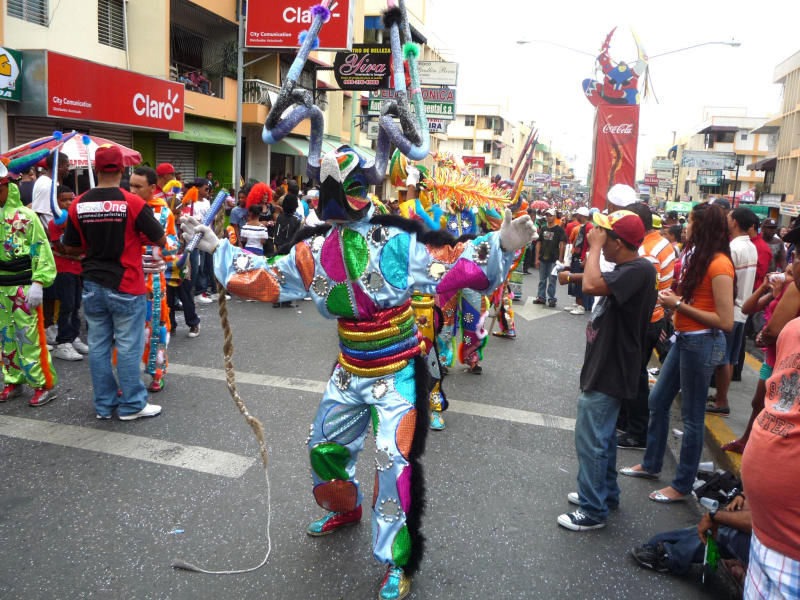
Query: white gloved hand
499,208,536,252
180,216,219,253
25,282,43,309
406,165,420,187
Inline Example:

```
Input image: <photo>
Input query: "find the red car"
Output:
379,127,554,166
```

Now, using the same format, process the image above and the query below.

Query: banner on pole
590,104,639,208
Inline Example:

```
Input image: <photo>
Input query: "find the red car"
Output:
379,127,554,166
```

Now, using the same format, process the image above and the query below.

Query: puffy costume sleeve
28,208,57,288
213,239,315,303
406,230,516,302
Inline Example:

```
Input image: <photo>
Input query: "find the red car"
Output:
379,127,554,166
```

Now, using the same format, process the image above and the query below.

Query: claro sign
246,0,354,51
47,52,184,132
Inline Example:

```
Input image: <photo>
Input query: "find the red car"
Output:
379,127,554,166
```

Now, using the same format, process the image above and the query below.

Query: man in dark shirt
534,208,566,307
63,145,166,421
761,218,786,272
555,210,657,531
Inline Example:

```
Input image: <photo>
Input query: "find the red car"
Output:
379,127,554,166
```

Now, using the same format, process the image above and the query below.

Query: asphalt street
0,273,738,600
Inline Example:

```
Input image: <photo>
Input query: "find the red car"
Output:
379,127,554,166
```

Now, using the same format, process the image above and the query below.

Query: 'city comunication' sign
47,52,184,132
246,0,354,51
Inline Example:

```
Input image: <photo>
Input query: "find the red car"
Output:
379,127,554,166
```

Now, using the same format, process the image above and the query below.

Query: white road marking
513,296,565,321
168,363,576,432
0,416,255,478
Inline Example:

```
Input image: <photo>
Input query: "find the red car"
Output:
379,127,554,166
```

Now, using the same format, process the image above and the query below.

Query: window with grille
8,0,48,26
98,0,126,50
483,140,491,153
463,139,473,151
464,115,475,127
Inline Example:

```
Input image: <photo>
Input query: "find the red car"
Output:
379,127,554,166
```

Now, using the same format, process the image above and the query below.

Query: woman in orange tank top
622,203,734,502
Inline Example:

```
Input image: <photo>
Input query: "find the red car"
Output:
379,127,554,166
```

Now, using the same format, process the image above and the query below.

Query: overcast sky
426,0,798,181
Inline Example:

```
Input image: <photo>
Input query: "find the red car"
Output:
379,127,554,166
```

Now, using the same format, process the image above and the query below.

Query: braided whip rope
171,210,273,575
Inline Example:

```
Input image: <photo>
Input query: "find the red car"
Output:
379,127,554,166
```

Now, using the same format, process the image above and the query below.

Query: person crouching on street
556,210,656,530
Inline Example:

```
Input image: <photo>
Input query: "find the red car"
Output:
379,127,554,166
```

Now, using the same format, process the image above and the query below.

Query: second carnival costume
181,146,535,599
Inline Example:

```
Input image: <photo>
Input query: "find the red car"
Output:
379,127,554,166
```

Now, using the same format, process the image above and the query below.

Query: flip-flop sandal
721,439,745,454
619,467,660,479
649,491,686,503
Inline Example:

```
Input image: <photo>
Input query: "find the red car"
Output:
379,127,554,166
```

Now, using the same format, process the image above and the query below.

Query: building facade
1,0,239,187
773,50,800,214
675,110,773,203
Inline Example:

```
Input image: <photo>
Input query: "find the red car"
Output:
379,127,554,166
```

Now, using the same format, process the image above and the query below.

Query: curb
702,352,762,477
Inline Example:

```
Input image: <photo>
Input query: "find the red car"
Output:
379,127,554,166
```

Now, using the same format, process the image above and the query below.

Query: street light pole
649,40,741,59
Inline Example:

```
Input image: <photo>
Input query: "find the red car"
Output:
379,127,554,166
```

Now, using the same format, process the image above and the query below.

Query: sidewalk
703,344,762,476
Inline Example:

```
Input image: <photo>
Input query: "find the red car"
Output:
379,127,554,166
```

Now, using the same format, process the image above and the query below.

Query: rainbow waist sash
337,300,422,377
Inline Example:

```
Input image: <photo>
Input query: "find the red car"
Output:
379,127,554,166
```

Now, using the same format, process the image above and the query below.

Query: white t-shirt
32,175,55,227
240,223,269,251
730,234,758,323
193,198,211,223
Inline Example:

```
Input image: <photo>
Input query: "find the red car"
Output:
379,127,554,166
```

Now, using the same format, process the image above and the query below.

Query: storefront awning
169,118,235,146
270,136,377,161
747,156,777,171
698,125,739,134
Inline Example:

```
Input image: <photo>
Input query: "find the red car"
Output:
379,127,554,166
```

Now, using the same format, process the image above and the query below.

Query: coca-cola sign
333,44,392,90
601,121,636,144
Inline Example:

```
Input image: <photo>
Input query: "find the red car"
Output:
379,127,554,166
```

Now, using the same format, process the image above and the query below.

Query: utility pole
233,2,245,193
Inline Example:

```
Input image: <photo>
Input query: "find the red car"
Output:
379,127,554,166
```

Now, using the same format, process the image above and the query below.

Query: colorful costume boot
148,375,165,393
379,566,411,600
306,505,362,537
0,383,22,402
430,410,445,430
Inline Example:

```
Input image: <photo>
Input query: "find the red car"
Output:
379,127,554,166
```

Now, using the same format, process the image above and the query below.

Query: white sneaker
569,306,586,315
196,293,213,304
562,303,578,312
52,342,83,361
72,337,89,354
46,344,53,351
118,403,162,421
46,325,58,344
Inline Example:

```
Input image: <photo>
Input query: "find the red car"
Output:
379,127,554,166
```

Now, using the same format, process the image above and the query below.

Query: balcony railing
243,79,281,105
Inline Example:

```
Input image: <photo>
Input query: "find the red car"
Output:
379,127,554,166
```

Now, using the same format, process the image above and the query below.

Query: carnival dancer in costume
423,155,514,375
389,152,449,430
181,146,535,599
0,176,58,406
129,167,179,392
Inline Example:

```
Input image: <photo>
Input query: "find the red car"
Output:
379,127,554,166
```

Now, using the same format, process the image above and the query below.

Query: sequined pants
308,361,418,567
143,272,169,378
0,285,56,389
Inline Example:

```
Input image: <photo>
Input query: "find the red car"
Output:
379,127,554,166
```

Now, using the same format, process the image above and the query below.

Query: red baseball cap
156,163,175,177
593,210,645,248
95,144,124,172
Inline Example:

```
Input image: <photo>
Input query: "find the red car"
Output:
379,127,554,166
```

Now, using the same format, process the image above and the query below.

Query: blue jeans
53,272,82,344
648,525,750,574
190,248,206,295
642,331,726,494
82,280,148,417
575,390,621,522
537,260,556,301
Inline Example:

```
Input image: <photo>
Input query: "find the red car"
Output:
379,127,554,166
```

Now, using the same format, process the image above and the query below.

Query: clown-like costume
0,182,57,406
437,208,491,374
183,147,534,599
141,195,179,392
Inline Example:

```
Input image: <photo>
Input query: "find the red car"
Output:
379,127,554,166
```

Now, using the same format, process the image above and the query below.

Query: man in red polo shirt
63,145,166,421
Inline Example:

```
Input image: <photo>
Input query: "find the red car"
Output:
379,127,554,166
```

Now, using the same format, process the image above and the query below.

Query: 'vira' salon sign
333,45,392,90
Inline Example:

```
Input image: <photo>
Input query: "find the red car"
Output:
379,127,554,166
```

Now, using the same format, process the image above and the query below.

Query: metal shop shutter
89,124,133,148
11,117,56,147
155,138,196,180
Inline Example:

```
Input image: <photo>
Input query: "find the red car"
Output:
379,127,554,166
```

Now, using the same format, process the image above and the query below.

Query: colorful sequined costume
411,293,447,429
211,147,516,576
0,183,57,393
437,209,490,372
141,196,179,391
491,282,517,338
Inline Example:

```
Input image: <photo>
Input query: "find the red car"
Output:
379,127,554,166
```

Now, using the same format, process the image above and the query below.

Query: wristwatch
709,509,718,522
674,300,682,310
